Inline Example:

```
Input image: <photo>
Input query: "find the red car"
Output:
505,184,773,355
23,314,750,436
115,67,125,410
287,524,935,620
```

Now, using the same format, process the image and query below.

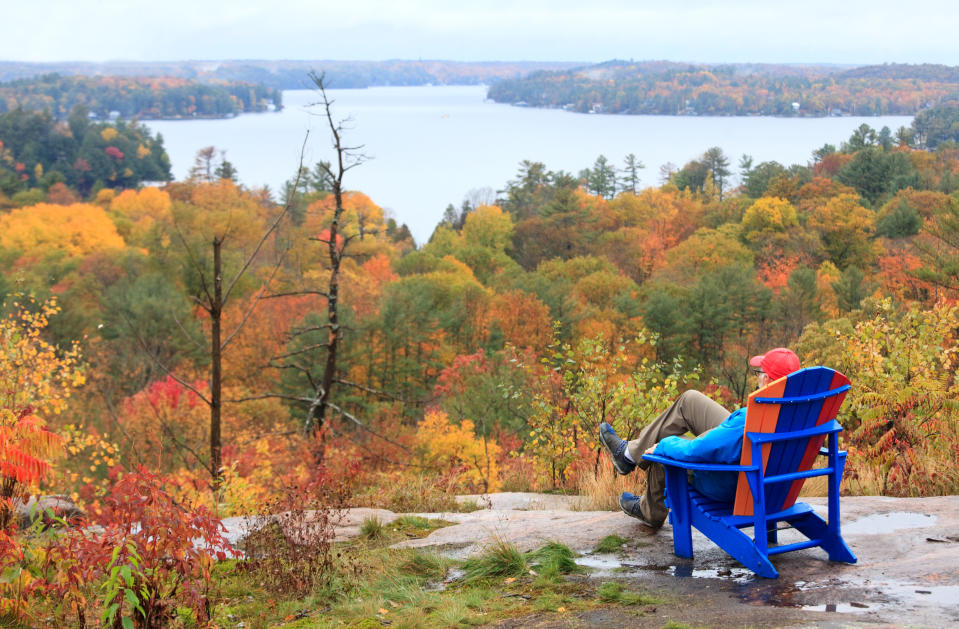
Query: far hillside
487,61,959,117
0,59,581,90
0,74,282,120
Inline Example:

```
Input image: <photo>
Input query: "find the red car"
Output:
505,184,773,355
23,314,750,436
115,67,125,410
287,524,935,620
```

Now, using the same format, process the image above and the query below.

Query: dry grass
353,472,462,513
798,458,829,497
573,464,644,511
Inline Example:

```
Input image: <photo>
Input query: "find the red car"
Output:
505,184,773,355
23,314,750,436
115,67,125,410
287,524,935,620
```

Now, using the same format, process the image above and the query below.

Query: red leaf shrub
47,466,235,627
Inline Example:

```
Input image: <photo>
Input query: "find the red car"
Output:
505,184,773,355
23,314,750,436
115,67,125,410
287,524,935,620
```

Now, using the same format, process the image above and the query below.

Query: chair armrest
642,452,758,473
747,419,844,445
818,446,848,457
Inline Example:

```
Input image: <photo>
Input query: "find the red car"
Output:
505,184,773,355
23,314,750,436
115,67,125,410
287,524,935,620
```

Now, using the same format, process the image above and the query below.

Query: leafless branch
171,222,213,307
289,322,334,336
334,378,410,402
171,309,206,351
272,343,331,361
326,402,412,453
225,393,315,404
222,131,309,304
263,290,332,300
121,311,213,406
220,260,283,352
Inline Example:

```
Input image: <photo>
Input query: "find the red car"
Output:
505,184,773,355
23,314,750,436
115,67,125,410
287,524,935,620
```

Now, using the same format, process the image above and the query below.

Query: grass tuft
593,534,629,553
463,538,528,582
597,581,660,605
359,515,385,540
394,515,433,529
527,541,583,576
397,549,448,580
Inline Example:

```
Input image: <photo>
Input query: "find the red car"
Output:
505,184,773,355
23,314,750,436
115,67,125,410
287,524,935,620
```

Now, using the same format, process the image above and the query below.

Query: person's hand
645,445,657,454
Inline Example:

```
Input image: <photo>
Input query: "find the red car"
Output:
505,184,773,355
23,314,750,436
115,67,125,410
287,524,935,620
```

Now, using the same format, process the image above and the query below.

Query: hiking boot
619,492,663,529
599,422,635,476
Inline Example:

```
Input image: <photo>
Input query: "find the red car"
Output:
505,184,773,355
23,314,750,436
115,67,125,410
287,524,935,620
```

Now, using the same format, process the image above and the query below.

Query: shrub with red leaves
46,466,234,628
240,462,356,596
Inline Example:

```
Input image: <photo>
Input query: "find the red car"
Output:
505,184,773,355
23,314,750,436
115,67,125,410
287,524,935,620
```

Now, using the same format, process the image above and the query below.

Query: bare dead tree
292,71,368,443
127,143,307,495
263,72,422,460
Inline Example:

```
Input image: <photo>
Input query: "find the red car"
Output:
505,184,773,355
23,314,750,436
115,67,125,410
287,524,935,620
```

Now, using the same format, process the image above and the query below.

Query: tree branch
220,259,283,353
325,402,412,453
222,131,309,304
262,289,331,300
120,311,212,406
334,378,412,402
171,222,213,308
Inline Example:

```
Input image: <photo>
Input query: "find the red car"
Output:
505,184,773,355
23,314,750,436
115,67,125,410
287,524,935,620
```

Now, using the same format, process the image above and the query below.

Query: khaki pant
626,390,730,525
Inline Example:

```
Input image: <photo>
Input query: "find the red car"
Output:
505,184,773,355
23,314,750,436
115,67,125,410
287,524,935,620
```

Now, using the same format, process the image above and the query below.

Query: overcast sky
3,1,958,65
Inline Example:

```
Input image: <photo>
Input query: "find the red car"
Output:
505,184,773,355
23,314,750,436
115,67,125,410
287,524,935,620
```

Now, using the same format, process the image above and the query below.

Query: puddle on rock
801,602,870,613
878,583,959,607
667,564,755,584
843,511,936,535
574,554,648,576
424,567,465,592
574,555,622,575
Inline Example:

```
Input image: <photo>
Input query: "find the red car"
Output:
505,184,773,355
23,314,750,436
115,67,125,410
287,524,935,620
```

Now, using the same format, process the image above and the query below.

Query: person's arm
652,408,746,464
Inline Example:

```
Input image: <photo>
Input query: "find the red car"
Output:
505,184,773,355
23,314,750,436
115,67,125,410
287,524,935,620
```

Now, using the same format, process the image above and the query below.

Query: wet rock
14,495,85,529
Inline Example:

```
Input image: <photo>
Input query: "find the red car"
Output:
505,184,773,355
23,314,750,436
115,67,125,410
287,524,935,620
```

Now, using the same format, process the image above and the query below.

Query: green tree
776,266,819,339
702,146,731,200
620,153,644,194
580,155,617,199
741,161,787,198
876,198,922,238
832,266,871,312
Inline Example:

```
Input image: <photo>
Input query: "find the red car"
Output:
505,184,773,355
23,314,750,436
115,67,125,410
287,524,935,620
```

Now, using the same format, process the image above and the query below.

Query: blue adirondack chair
641,366,857,578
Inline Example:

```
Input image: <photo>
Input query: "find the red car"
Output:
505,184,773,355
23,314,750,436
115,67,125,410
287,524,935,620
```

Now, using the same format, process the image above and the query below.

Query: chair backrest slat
732,367,850,517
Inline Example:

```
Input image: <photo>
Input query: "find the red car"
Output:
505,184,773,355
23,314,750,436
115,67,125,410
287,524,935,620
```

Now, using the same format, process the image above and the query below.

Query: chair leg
692,512,778,578
790,512,857,564
664,467,693,558
766,521,778,546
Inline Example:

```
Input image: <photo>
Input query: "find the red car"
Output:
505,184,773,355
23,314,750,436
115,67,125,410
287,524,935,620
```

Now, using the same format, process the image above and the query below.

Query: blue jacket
653,407,746,502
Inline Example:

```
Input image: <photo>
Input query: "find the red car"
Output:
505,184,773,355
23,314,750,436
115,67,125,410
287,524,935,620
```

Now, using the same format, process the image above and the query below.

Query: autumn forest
1,67,959,626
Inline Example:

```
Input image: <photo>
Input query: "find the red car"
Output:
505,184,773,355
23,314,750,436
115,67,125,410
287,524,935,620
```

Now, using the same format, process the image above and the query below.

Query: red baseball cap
749,348,801,381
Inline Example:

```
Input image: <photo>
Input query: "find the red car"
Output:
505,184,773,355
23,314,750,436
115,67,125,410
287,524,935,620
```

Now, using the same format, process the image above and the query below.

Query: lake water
143,86,912,244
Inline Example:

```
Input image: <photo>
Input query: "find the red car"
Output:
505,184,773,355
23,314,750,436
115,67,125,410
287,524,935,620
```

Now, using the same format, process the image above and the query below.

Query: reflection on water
802,602,870,613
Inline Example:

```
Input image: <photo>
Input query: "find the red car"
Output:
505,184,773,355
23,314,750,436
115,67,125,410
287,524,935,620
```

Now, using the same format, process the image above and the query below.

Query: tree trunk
210,237,223,492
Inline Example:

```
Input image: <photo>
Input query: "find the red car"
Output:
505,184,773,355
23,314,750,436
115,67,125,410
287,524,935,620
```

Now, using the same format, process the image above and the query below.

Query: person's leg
626,390,729,464
625,390,730,525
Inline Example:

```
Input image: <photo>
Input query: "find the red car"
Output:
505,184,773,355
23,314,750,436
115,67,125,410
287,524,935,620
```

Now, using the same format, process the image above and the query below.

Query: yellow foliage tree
0,203,125,258
741,196,799,242
109,187,172,244
414,409,500,492
0,297,84,527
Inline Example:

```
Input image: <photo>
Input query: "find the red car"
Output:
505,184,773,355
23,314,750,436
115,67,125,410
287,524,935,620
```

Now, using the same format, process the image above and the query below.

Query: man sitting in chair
600,348,801,529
